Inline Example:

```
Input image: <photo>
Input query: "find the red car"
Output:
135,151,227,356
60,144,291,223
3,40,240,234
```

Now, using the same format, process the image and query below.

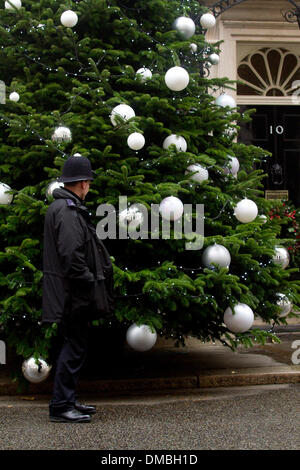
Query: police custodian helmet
58,156,96,183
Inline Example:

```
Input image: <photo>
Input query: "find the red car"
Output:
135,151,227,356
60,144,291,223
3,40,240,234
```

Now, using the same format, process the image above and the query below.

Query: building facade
204,0,300,205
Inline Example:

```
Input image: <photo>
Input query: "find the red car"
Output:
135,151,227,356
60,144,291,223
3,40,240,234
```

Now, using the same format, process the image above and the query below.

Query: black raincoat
42,187,114,324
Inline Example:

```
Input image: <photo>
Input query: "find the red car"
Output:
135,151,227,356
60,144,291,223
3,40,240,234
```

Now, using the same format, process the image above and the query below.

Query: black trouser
49,316,89,415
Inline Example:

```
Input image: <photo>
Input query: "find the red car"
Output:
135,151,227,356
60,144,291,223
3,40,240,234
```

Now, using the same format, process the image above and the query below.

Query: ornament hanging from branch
0,182,13,205
272,246,290,269
136,68,152,82
126,324,157,352
5,0,21,9
165,66,189,91
200,13,216,30
163,134,187,152
60,10,78,28
215,93,236,109
276,293,293,317
223,303,254,333
173,16,196,39
46,181,64,200
9,92,20,102
127,132,145,150
22,357,51,383
159,196,184,221
185,164,209,184
224,156,240,176
202,243,231,269
110,104,135,127
234,198,258,223
51,126,72,143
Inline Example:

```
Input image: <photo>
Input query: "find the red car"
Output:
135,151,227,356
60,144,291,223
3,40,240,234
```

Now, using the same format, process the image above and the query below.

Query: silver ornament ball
224,155,240,175
164,66,189,92
185,164,209,184
51,126,72,143
272,246,290,269
159,196,184,221
46,181,64,200
200,13,216,29
234,198,258,223
276,293,293,317
126,323,157,352
173,16,196,39
0,182,13,205
110,104,135,127
223,303,254,333
202,243,231,269
5,0,21,9
22,357,51,383
163,134,187,152
60,10,78,28
127,132,145,151
9,92,20,102
136,68,152,82
209,53,220,65
215,93,236,108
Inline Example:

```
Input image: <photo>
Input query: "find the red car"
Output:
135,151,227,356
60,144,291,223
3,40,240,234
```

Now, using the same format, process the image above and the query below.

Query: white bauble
173,16,196,39
234,198,258,223
185,164,209,184
159,196,184,221
259,214,267,224
22,357,51,383
119,205,144,230
126,323,157,352
73,152,82,157
136,68,152,82
9,92,20,102
224,303,254,333
5,0,21,9
276,293,293,317
110,104,135,126
46,181,64,200
163,134,187,152
60,10,78,28
200,13,216,29
165,66,189,92
127,132,145,151
51,126,72,143
209,53,219,65
202,243,231,269
272,246,290,269
0,182,13,205
215,93,236,109
224,156,240,175
190,43,198,54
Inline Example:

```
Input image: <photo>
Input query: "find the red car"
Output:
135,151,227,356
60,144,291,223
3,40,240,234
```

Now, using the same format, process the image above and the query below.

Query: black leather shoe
74,401,96,415
50,408,91,423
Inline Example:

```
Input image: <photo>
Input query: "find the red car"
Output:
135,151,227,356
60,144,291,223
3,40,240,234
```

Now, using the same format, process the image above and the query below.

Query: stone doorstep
0,367,299,396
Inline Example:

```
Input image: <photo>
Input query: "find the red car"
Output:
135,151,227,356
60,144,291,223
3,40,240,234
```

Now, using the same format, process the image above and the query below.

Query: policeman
42,156,114,423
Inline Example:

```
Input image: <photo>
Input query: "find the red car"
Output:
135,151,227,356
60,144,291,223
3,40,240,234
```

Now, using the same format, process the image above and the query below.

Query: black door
238,106,300,206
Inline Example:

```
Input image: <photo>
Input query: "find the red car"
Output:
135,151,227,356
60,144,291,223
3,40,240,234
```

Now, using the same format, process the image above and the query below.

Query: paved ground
0,384,299,450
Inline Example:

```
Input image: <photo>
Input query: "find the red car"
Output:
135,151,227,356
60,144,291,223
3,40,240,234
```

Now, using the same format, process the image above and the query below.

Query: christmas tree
1,0,300,380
